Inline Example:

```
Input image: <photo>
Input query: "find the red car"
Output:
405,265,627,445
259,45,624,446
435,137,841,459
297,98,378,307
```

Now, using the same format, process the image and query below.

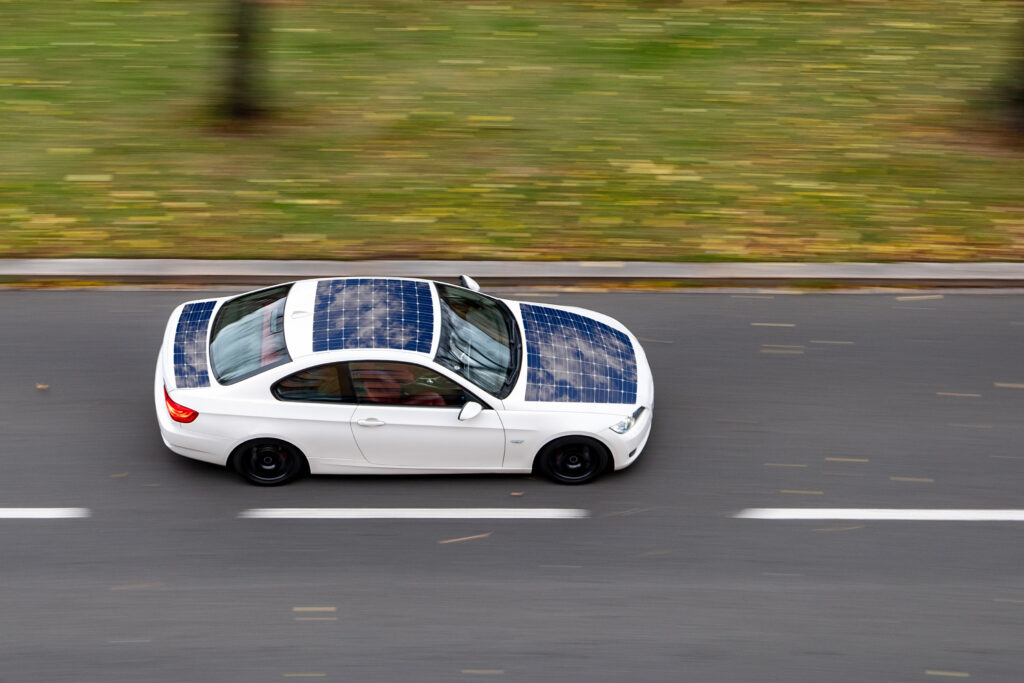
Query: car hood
503,301,648,410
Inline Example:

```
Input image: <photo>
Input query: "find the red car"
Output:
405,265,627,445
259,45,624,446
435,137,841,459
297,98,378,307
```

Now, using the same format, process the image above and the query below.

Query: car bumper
609,405,653,471
154,356,229,467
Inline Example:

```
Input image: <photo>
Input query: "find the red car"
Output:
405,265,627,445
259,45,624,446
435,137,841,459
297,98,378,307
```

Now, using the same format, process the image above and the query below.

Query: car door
268,362,364,469
347,360,505,469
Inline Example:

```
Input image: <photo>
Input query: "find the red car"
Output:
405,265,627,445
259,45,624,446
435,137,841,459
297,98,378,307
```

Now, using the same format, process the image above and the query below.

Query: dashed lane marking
238,508,589,520
895,294,944,301
825,457,869,463
0,508,90,519
736,509,1024,521
936,392,980,398
925,671,970,678
439,532,493,544
752,322,795,327
890,477,935,483
994,382,1024,389
293,607,336,612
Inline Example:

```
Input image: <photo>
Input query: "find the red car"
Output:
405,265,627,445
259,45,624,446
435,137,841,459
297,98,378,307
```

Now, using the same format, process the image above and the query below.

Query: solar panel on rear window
173,300,216,388
312,278,434,354
520,304,637,403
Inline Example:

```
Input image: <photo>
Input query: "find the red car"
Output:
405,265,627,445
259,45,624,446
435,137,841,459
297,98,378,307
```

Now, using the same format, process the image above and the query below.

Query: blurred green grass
2,0,1024,261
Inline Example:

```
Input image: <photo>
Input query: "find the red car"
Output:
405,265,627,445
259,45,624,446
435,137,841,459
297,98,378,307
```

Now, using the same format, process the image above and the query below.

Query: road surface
1,289,1022,682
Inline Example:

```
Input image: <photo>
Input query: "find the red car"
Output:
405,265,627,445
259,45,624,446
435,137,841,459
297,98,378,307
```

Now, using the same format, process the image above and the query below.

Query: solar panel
312,278,434,354
173,300,216,388
520,304,638,404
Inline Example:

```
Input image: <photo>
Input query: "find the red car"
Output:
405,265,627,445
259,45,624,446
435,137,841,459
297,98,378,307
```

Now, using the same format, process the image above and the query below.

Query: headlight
610,406,645,434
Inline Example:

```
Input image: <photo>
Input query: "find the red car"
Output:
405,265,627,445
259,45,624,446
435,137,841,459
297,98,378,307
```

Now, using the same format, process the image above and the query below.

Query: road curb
4,259,1024,287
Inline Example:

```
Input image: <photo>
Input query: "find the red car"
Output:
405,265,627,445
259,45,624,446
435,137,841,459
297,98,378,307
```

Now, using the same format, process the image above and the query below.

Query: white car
155,276,653,485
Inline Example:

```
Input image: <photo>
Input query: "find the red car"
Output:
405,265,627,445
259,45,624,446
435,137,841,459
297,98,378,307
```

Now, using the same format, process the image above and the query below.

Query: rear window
210,284,292,385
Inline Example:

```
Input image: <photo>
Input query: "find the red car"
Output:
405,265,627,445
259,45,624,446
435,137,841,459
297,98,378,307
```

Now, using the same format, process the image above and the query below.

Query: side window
349,361,472,408
272,364,355,403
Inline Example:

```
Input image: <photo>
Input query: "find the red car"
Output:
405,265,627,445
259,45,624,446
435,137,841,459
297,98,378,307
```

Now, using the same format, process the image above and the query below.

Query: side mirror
458,401,483,421
459,275,481,292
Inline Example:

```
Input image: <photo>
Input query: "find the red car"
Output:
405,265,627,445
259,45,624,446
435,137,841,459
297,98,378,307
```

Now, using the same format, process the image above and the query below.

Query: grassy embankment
2,0,1024,261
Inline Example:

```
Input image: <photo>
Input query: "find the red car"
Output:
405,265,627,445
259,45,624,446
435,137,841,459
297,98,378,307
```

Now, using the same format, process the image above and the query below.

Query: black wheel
536,437,609,485
233,440,306,486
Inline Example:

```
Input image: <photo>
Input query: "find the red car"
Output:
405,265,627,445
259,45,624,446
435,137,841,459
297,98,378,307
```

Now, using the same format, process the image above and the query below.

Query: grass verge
2,0,1024,261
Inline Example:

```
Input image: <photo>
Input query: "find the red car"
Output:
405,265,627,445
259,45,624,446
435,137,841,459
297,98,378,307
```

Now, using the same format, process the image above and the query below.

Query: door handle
356,417,386,427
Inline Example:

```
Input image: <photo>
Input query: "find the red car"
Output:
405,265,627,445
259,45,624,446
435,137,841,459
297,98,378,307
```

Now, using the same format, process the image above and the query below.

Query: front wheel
536,437,609,485
233,440,306,486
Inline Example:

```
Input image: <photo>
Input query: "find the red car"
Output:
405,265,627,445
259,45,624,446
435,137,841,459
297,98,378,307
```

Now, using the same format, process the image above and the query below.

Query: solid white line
238,508,589,520
735,508,1024,521
0,508,90,519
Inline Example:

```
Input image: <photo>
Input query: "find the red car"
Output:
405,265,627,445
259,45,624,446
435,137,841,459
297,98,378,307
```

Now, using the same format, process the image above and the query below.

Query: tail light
164,386,199,423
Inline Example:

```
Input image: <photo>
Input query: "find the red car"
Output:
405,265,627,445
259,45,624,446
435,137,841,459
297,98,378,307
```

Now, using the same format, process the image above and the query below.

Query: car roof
283,277,441,360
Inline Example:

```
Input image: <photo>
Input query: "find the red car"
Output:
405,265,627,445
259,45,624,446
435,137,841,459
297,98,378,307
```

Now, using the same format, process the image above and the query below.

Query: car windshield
209,284,292,385
434,283,520,398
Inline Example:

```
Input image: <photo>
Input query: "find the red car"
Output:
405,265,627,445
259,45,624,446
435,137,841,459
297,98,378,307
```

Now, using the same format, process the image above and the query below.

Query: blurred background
3,0,1024,263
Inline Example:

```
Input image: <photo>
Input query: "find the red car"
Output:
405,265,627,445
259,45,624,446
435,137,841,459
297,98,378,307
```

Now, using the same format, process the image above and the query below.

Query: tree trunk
224,0,264,120
1008,5,1024,132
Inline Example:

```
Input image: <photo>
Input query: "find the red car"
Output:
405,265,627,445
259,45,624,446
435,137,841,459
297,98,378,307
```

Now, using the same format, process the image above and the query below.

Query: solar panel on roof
520,304,638,404
312,278,434,354
173,300,216,388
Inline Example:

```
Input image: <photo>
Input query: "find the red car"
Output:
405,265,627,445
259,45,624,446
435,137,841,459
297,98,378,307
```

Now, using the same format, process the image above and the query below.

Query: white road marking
239,508,589,520
0,508,90,519
736,509,1024,521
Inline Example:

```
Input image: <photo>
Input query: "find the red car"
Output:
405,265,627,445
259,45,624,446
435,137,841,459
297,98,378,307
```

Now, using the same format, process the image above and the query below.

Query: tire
233,440,306,486
536,437,609,485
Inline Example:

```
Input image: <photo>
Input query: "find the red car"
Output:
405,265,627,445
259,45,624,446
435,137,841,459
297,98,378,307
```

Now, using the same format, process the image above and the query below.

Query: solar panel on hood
520,304,637,403
173,300,216,388
312,278,434,354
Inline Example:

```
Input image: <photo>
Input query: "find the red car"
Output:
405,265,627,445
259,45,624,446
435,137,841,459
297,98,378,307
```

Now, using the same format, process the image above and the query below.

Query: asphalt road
1,288,1023,682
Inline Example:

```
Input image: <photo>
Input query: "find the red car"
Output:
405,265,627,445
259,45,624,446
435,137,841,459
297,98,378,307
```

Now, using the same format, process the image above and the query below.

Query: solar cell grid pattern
520,304,638,403
173,300,216,388
313,279,434,354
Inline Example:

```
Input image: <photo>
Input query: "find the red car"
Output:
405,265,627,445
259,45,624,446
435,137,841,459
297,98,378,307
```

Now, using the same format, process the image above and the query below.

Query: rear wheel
233,440,306,486
536,437,609,485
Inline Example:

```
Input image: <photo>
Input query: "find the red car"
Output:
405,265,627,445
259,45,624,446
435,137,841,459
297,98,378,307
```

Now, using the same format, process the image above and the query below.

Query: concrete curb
4,259,1024,287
